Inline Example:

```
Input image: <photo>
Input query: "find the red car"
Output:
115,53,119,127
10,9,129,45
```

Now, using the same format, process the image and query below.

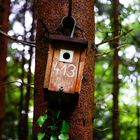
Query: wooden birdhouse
44,35,88,94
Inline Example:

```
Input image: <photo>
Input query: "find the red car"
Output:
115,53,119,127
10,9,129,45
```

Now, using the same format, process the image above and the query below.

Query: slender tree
136,62,140,140
18,1,35,139
23,3,35,139
33,0,95,139
18,2,28,139
18,48,26,139
0,0,10,139
111,0,120,139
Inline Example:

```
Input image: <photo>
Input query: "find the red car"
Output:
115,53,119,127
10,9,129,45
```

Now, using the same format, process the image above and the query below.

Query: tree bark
136,73,140,140
33,0,95,140
18,2,28,140
0,0,10,139
112,0,120,140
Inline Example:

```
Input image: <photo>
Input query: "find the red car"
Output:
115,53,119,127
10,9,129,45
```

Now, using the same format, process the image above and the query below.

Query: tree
111,0,120,139
0,0,10,139
33,0,95,139
18,1,35,139
136,72,140,140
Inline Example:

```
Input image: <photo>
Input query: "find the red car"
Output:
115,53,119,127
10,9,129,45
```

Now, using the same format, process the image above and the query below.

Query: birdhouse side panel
44,45,54,89
75,47,87,93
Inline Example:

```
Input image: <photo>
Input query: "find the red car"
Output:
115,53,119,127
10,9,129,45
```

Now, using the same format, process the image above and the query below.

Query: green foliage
37,110,70,140
50,135,57,140
58,134,69,140
37,114,48,127
60,121,70,134
94,0,140,139
37,132,45,140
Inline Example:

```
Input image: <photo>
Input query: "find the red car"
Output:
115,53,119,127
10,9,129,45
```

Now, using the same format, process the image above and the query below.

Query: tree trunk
0,0,10,139
33,0,95,140
18,47,26,139
136,73,140,140
18,2,35,140
18,1,28,139
112,0,120,140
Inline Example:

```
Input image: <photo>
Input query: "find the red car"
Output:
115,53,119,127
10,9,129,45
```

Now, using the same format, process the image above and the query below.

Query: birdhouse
44,35,88,95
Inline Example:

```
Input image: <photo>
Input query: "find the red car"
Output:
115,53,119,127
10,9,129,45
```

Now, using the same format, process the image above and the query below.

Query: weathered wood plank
44,44,54,88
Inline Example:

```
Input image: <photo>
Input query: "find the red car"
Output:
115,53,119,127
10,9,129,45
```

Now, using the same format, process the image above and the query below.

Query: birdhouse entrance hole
63,52,70,60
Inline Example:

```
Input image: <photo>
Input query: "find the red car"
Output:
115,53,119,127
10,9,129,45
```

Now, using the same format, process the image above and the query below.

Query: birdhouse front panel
44,35,88,94
48,43,81,93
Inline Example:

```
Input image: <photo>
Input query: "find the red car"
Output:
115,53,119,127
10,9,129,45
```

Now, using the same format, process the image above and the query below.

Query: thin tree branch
94,127,110,132
95,102,136,114
95,43,127,57
0,30,36,47
0,80,34,88
95,29,133,47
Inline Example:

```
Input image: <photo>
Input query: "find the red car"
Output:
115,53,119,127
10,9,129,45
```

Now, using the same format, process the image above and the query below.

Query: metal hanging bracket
60,0,76,38
60,16,76,38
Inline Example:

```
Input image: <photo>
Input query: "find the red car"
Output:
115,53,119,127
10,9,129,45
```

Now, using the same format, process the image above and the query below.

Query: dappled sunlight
124,45,136,59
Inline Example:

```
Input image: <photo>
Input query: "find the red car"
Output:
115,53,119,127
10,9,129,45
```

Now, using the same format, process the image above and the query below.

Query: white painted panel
59,49,74,63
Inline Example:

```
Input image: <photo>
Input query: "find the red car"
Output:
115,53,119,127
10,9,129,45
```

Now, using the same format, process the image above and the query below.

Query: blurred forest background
0,0,140,139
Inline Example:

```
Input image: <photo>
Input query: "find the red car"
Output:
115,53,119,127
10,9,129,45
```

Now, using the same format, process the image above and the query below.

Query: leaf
58,134,69,140
52,110,61,119
37,114,48,127
60,121,70,133
50,135,57,140
56,110,61,119
37,132,45,140
47,125,57,131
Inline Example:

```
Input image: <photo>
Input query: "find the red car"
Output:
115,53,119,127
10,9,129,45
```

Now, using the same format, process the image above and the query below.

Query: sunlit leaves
60,121,70,134
50,135,57,140
58,134,69,140
37,114,48,127
37,132,45,140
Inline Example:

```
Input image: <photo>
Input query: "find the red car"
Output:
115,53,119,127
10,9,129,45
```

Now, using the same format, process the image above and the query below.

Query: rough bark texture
0,0,10,139
33,0,95,140
112,0,120,140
